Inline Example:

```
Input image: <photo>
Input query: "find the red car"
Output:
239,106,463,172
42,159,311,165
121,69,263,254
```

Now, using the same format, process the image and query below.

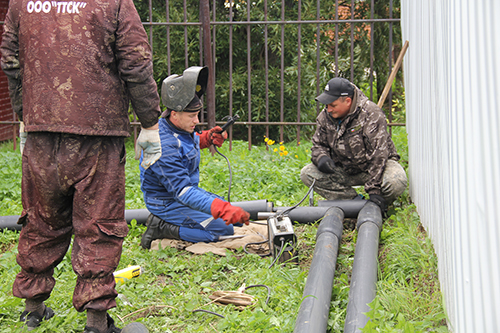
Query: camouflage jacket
0,0,160,136
310,86,400,195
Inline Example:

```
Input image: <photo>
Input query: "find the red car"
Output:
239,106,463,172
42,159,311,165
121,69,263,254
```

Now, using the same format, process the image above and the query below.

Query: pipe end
356,201,383,230
316,206,344,240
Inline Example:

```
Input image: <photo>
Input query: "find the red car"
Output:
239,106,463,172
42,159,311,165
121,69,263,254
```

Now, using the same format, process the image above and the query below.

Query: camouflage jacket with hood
310,85,400,195
0,0,160,136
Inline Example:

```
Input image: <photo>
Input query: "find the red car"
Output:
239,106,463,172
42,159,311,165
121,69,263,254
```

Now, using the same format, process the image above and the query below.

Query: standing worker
139,66,250,249
300,77,407,215
1,0,161,331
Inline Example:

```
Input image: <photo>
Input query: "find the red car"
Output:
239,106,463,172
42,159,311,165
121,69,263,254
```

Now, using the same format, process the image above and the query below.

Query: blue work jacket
139,118,217,218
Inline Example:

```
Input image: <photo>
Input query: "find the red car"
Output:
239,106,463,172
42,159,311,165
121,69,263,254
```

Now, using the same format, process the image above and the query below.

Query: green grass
0,127,448,332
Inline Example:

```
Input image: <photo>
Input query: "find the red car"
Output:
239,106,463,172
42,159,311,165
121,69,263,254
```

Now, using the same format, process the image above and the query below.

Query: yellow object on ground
114,265,142,283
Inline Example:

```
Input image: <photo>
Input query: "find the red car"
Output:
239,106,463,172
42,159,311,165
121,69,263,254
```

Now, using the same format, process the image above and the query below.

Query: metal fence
1,0,403,149
135,0,403,148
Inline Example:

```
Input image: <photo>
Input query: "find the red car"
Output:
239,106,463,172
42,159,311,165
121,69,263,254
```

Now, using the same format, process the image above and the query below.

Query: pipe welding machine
264,180,316,265
266,214,298,265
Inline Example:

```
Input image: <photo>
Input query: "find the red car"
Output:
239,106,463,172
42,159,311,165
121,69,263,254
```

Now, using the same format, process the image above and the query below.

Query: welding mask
161,66,208,116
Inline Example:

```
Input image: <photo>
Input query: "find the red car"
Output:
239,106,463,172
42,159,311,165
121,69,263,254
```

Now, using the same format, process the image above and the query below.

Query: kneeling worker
139,66,250,249
300,77,407,215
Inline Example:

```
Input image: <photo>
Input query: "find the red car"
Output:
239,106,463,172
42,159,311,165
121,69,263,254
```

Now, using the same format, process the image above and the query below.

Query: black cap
315,77,354,105
183,95,203,112
161,95,203,118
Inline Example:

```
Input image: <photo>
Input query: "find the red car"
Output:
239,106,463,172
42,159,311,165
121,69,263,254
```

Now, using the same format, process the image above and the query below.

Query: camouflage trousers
13,133,129,312
300,159,407,203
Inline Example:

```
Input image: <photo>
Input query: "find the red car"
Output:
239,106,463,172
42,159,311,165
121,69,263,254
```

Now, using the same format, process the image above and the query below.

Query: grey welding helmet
161,66,209,113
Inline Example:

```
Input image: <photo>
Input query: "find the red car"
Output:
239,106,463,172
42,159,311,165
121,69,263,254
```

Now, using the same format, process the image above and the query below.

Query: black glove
316,156,336,173
368,194,387,216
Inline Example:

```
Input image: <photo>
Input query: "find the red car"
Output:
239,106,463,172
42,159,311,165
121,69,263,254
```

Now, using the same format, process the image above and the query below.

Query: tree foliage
134,0,402,142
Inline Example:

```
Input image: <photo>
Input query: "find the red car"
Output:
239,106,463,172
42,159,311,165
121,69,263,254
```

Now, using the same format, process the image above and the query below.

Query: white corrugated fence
400,1,500,332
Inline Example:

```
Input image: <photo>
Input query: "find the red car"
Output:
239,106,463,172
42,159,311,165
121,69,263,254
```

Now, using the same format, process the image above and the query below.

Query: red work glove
198,126,228,149
211,198,250,226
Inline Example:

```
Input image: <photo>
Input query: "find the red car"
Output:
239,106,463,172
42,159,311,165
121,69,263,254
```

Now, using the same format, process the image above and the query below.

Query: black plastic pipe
122,200,273,224
257,199,367,223
0,200,274,231
344,201,383,333
294,206,344,333
0,211,154,232
316,199,367,217
0,215,21,231
124,209,151,225
232,200,274,220
120,200,273,223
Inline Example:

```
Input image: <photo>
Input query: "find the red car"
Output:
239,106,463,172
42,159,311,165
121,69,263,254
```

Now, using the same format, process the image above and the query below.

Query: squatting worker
139,66,250,249
0,0,162,331
300,77,407,215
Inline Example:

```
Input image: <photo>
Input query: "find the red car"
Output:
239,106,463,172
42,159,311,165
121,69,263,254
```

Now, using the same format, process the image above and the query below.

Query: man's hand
317,155,336,173
135,125,161,169
19,122,27,155
368,194,387,216
198,126,228,149
211,198,250,226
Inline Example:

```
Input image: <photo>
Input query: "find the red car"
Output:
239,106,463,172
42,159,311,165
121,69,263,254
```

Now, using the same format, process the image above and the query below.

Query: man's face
170,110,200,133
326,97,352,119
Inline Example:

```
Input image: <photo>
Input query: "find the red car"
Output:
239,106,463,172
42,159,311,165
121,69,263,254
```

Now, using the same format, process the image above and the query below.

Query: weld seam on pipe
263,200,366,224
294,206,344,333
344,201,383,333
317,199,368,219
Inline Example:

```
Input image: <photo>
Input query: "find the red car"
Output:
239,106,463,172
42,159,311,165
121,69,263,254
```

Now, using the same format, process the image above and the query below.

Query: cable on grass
192,284,271,318
192,309,225,318
243,239,271,257
245,284,271,305
268,238,285,269
214,145,233,203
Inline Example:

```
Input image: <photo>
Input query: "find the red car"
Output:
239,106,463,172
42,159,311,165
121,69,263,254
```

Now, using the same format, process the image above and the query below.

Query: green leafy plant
134,0,404,142
0,143,23,215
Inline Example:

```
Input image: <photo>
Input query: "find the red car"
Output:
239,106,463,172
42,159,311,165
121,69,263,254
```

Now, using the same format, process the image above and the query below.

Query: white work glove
135,128,161,169
19,121,27,154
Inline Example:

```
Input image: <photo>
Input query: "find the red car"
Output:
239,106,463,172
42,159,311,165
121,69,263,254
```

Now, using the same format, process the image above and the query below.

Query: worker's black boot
20,305,54,331
140,214,181,249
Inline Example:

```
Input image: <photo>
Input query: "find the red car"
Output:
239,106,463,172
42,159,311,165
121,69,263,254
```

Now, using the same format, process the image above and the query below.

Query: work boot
140,214,181,249
83,314,120,333
20,306,55,331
